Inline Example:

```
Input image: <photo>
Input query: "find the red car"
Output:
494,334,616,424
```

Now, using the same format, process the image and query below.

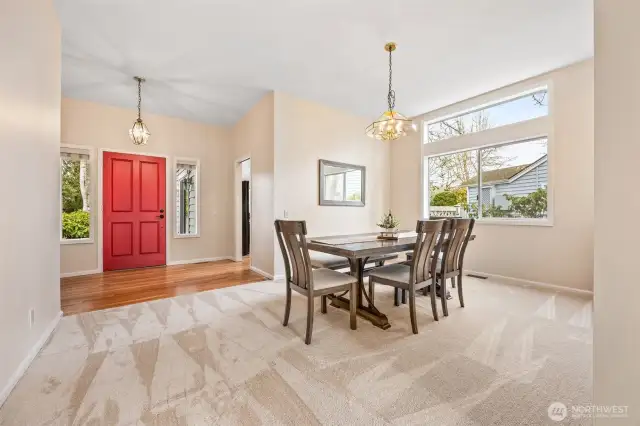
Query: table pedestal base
327,294,391,330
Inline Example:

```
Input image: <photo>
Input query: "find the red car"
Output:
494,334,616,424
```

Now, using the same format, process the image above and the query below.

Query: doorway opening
241,159,251,261
235,157,251,264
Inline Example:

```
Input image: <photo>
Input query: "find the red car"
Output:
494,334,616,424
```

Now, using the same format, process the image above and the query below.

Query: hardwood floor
60,257,267,316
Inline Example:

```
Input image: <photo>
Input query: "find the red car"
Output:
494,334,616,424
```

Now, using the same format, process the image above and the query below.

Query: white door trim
98,148,171,273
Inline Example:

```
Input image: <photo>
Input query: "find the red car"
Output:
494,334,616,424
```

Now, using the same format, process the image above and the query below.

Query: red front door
103,152,166,271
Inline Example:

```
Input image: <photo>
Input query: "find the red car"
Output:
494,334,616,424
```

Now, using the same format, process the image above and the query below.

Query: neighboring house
462,155,548,208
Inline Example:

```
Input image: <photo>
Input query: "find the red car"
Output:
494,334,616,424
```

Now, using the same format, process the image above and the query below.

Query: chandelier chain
137,79,142,120
387,48,395,112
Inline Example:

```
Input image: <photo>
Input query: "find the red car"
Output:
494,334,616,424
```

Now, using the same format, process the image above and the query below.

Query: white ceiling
55,0,593,126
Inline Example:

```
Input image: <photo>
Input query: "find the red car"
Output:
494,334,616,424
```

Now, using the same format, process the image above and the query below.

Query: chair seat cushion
369,264,411,286
312,268,357,291
310,252,349,269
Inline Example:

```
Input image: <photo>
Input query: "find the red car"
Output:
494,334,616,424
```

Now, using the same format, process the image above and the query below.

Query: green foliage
483,204,510,218
431,191,458,206
62,211,90,239
347,192,361,201
452,188,467,205
377,210,400,230
505,188,547,218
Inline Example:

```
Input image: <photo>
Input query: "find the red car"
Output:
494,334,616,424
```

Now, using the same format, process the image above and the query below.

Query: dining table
307,231,475,330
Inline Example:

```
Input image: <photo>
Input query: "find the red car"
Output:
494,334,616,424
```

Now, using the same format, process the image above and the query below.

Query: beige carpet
0,277,592,425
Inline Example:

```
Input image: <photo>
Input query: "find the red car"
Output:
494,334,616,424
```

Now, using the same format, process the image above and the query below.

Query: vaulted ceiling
55,0,593,126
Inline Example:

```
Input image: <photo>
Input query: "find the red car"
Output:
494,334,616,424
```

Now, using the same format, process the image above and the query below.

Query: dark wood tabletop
307,233,418,259
307,231,475,259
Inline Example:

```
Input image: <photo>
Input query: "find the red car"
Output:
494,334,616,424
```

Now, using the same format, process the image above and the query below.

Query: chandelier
365,43,416,141
129,76,150,145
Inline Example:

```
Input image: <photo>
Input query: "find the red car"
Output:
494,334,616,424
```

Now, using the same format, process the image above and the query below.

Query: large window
175,159,199,237
60,147,92,242
424,87,550,224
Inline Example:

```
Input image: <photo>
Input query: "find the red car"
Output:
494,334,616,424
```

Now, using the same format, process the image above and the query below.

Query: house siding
466,160,548,208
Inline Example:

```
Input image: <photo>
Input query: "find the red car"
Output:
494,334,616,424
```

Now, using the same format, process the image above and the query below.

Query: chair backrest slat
274,220,313,290
411,220,446,284
441,218,475,274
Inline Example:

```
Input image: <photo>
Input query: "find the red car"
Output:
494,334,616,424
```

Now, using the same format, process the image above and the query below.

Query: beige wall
60,98,234,274
0,0,61,401
391,60,594,291
273,92,391,276
594,1,640,422
231,93,275,276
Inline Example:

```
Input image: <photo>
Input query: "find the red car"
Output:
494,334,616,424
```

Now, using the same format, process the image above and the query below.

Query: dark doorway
242,180,250,256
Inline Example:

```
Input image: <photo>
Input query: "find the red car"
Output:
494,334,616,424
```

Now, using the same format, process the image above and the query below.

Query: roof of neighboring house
460,155,547,186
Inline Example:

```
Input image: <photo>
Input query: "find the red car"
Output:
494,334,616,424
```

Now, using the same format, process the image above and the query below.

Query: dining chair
274,220,358,344
367,220,446,333
437,218,475,316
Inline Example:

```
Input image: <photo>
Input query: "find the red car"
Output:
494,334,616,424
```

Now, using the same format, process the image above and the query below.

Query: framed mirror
319,160,365,207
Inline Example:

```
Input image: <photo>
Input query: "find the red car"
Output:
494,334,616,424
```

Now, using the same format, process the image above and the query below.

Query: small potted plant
377,210,400,240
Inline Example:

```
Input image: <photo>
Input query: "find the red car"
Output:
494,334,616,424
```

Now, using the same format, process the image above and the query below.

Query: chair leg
350,280,358,330
441,277,449,317
402,289,407,304
409,286,418,334
394,288,400,306
422,286,428,296
457,274,464,308
283,282,292,326
305,294,314,345
430,277,439,321
368,277,375,308
321,295,328,314
452,277,456,288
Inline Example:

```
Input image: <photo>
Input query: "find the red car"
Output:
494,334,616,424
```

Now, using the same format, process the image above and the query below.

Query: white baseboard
0,311,62,408
60,269,101,278
250,266,274,280
166,256,233,266
273,274,285,282
467,270,593,297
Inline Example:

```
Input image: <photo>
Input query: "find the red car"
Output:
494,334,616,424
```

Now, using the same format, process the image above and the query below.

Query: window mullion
477,149,483,219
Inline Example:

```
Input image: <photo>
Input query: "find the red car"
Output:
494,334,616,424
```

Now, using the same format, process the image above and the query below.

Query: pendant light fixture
129,76,150,145
365,42,416,141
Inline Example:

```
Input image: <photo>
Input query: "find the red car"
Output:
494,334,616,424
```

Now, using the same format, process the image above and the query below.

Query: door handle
157,215,165,219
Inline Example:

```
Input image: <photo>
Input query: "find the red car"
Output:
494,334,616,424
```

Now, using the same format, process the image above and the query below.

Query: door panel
140,161,160,211
104,152,166,271
140,221,160,254
111,159,133,212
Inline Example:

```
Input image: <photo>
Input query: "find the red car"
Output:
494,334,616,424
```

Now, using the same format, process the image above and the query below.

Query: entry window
175,160,198,236
60,148,92,241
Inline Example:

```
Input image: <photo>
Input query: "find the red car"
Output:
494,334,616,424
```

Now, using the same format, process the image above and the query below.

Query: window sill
475,218,553,227
60,238,94,245
174,233,200,239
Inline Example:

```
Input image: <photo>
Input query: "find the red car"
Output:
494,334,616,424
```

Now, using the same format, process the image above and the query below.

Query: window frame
60,144,95,244
421,83,554,227
173,157,201,239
